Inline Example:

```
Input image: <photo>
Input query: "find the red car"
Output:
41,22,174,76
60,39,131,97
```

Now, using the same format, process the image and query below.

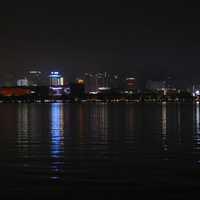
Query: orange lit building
0,87,31,97
76,78,84,85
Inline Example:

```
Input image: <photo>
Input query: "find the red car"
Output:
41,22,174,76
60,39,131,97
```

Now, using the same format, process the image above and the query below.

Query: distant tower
27,71,42,86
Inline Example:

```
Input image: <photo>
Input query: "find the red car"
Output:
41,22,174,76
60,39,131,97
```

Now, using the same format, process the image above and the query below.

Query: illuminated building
192,84,200,97
76,78,84,85
84,72,111,93
146,78,177,95
49,72,64,87
49,72,64,96
17,78,29,86
96,72,111,90
84,73,97,93
125,77,137,92
27,71,42,86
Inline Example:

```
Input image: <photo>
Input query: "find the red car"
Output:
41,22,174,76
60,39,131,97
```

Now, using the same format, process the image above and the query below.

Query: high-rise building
27,71,42,86
96,72,111,90
125,77,137,92
84,73,97,93
84,72,112,93
49,72,64,96
49,72,64,87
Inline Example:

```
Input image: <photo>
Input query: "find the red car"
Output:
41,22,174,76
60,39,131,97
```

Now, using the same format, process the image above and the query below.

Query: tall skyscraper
84,73,97,93
27,71,42,86
125,77,137,92
96,72,111,90
84,72,111,93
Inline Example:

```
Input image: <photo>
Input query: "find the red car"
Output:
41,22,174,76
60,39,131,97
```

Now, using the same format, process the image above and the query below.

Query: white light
51,71,59,75
29,71,41,74
98,87,110,90
126,77,135,80
89,91,98,94
196,90,200,95
50,87,63,90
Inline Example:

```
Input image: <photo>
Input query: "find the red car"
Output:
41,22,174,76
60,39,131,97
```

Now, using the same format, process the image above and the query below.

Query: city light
0,70,199,103
49,71,63,87
98,87,111,90
51,72,59,75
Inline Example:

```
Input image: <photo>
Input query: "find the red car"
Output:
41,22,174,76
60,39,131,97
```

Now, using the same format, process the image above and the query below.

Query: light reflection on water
50,103,64,179
10,103,200,160
50,103,64,158
89,104,109,145
2,103,200,194
17,104,29,157
193,103,200,156
12,103,200,161
161,102,167,152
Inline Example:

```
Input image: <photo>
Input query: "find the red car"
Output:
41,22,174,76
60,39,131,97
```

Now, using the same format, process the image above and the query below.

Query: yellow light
60,77,64,86
77,79,84,84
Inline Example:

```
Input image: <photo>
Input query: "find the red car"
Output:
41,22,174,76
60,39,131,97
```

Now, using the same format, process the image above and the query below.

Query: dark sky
0,1,200,84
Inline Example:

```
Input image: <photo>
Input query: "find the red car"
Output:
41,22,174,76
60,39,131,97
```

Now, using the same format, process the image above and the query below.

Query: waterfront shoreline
0,99,196,103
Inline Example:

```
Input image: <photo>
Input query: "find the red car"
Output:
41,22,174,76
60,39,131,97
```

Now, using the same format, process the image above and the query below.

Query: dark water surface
0,102,200,199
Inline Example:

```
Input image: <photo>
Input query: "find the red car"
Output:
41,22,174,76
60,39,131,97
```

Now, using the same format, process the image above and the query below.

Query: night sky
0,1,200,84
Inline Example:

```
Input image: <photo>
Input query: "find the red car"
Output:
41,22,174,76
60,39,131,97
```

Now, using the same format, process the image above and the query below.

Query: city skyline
0,69,196,93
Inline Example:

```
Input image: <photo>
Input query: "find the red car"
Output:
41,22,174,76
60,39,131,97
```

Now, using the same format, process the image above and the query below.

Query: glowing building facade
49,72,64,87
125,77,137,92
49,72,64,96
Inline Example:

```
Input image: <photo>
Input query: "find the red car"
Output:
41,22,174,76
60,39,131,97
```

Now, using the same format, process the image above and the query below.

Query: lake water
0,102,200,199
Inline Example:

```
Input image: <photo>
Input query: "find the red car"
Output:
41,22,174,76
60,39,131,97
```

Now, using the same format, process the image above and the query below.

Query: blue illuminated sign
49,71,61,78
51,71,60,75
